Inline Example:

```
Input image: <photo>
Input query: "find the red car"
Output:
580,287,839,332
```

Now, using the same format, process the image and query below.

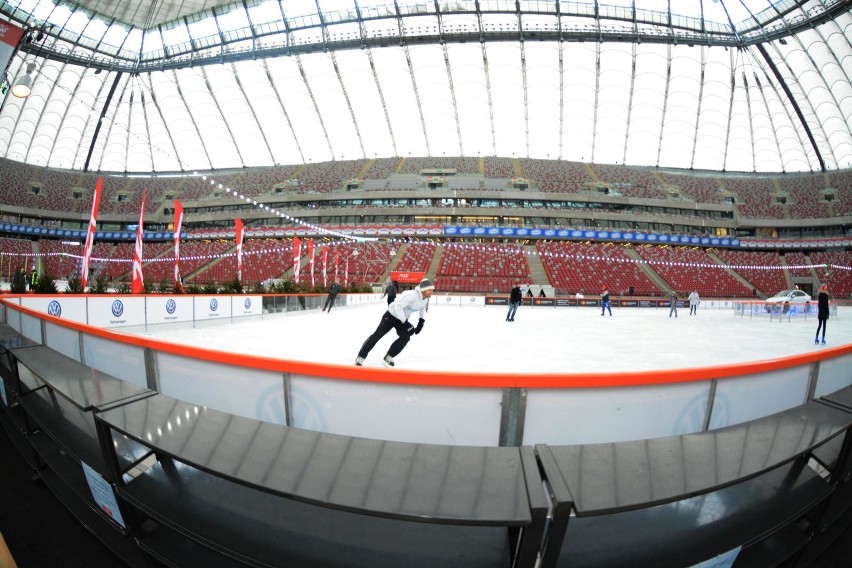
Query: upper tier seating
589,164,667,200
518,158,593,193
722,177,785,220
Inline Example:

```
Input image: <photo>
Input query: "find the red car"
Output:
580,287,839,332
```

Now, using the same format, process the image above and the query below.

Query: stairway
524,245,549,286
426,245,443,280
622,247,670,293
705,250,763,298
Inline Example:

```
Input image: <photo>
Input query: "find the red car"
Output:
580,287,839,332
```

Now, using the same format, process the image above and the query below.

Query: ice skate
355,356,364,366
382,355,395,368
815,338,819,345
822,339,826,345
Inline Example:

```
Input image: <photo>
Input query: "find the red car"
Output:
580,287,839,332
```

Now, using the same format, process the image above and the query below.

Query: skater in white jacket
355,279,435,367
688,290,700,315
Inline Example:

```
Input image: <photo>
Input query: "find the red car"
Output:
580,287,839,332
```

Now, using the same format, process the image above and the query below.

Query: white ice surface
134,301,850,374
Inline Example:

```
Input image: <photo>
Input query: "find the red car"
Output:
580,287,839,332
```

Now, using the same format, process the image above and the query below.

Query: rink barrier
2,305,852,568
1,295,851,448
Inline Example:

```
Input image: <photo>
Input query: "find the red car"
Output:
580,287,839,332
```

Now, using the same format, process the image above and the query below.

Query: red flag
173,200,183,288
322,245,328,287
293,236,302,283
81,177,103,289
131,191,147,294
235,219,244,281
307,240,315,287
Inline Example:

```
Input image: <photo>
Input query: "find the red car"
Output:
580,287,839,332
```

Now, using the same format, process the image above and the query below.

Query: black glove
404,322,415,336
414,318,425,335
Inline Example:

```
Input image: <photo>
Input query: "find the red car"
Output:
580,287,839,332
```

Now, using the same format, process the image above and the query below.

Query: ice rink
136,299,850,374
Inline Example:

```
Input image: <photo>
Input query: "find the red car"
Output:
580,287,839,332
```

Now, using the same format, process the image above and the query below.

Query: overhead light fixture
11,62,36,98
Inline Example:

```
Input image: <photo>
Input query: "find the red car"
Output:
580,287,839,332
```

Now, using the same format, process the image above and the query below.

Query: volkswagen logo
47,300,62,317
244,298,251,310
166,299,177,314
111,300,124,317
209,298,218,312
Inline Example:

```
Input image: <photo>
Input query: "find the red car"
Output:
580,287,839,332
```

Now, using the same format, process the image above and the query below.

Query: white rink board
289,375,503,446
44,321,83,362
814,353,852,398
81,334,148,388
156,352,287,425
21,296,87,324
146,296,194,325
88,296,146,327
193,295,233,321
523,381,712,445
710,365,810,429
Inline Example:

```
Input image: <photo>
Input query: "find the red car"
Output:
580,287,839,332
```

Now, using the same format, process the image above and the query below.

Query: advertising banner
485,296,508,306
20,296,87,324
0,22,24,76
390,270,425,284
88,296,145,328
146,296,194,325
233,295,262,317
194,295,233,320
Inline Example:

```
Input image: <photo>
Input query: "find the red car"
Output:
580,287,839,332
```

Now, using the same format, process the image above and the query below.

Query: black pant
816,318,827,339
323,294,337,311
386,296,395,306
358,312,410,359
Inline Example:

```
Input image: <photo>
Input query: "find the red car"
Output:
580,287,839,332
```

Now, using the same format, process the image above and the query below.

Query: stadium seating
536,241,658,296
713,249,787,297
634,245,752,297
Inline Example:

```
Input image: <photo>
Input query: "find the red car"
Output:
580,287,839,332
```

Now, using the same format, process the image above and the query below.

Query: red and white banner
293,236,302,283
345,257,349,286
307,240,315,287
173,200,183,287
81,177,103,289
0,22,25,79
131,191,146,293
322,245,328,287
334,248,339,282
235,218,244,281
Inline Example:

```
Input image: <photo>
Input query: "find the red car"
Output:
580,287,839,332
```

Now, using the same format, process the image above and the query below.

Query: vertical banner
81,177,103,289
322,245,328,288
345,257,349,286
234,218,244,282
131,191,147,293
293,236,302,283
0,22,25,77
334,248,339,282
307,240,315,288
173,200,183,288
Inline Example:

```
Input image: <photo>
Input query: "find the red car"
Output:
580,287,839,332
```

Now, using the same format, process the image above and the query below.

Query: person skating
815,284,829,345
507,283,522,321
355,279,435,367
688,290,700,315
381,280,398,306
323,281,342,312
601,286,612,316
669,291,679,318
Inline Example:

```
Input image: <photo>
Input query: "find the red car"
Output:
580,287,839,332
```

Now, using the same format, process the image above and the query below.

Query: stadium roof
0,0,849,174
